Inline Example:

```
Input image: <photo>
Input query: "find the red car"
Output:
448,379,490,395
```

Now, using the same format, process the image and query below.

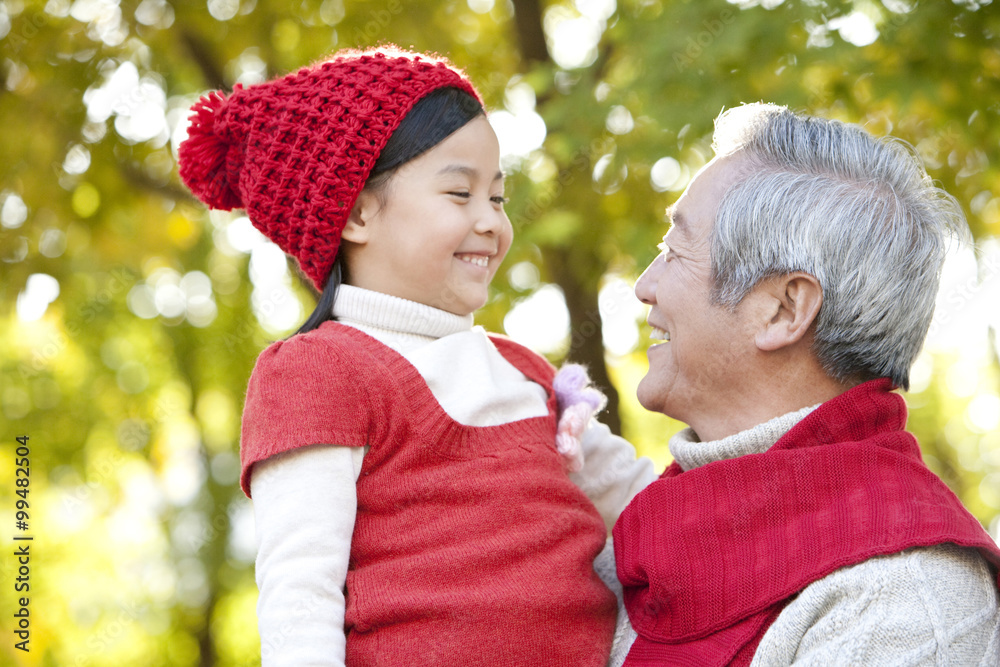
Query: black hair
295,87,485,336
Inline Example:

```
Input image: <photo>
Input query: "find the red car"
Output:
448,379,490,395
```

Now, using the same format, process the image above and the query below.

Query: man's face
634,156,760,430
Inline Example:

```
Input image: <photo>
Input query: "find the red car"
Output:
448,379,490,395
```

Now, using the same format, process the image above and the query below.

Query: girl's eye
491,195,509,205
449,191,472,199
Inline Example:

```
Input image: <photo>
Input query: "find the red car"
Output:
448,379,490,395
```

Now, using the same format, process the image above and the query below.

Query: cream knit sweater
603,407,1000,666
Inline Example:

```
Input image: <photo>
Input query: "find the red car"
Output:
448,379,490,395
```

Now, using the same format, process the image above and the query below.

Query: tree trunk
511,0,550,63
546,246,622,435
510,0,622,434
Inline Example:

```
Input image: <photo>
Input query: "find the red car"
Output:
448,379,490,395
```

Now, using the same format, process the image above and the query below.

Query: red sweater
614,378,1000,666
241,322,616,666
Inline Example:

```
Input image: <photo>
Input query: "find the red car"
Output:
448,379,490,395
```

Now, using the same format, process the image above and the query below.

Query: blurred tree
1,0,998,664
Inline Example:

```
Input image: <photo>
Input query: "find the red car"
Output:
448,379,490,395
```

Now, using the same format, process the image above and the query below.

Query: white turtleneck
333,285,550,425
668,403,820,471
251,286,656,667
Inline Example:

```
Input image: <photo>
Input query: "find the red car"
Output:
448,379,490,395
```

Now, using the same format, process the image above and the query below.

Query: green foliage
1,0,998,664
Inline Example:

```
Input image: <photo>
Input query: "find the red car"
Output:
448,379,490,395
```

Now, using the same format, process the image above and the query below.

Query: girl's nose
474,203,506,236
634,256,663,305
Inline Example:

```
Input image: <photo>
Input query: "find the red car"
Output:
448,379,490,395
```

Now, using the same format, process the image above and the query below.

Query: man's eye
657,241,677,261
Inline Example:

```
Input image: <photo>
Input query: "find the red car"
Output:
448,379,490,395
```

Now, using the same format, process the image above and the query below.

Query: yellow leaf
167,213,199,250
71,183,100,218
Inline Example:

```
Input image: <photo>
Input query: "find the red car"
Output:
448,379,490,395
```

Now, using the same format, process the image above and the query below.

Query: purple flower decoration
552,364,607,472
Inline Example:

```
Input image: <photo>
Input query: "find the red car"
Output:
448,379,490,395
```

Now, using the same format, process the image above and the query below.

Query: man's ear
754,272,823,352
341,190,379,245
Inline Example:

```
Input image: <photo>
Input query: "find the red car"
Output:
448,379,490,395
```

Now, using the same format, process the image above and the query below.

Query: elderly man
611,103,1000,665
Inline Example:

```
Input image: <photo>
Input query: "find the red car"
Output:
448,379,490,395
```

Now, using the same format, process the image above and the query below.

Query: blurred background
1,0,999,664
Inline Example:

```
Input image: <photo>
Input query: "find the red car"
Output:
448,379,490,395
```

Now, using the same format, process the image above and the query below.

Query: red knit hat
178,47,481,290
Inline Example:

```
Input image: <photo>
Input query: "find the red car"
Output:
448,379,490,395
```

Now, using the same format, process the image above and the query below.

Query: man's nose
634,255,663,305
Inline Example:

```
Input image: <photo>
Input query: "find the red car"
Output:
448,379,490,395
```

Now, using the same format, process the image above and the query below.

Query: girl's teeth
458,254,489,267
650,327,671,341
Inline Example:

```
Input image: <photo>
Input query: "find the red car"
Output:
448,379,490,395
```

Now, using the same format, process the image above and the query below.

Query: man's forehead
665,155,748,239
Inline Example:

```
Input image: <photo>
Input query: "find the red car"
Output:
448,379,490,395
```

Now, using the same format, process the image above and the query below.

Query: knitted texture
669,403,819,472
240,323,616,665
750,544,1000,665
613,378,1000,666
178,47,481,290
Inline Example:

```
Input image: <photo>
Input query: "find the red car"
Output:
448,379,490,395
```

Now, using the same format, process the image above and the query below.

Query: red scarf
613,379,1000,666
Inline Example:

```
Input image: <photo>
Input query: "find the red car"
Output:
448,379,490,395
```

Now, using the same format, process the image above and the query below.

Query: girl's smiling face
341,115,512,316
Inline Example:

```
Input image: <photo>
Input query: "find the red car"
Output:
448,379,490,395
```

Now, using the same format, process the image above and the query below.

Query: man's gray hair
709,103,969,390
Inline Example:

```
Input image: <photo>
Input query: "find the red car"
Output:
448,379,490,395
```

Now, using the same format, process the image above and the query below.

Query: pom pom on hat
178,90,242,211
177,47,482,291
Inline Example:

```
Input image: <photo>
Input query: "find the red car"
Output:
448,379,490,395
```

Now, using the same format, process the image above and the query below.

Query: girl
178,47,654,667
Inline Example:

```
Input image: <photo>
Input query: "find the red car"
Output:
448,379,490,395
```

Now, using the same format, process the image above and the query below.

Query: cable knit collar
669,403,821,472
332,284,474,340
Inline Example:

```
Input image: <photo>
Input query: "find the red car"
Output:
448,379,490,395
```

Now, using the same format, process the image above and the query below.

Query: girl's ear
341,190,378,244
